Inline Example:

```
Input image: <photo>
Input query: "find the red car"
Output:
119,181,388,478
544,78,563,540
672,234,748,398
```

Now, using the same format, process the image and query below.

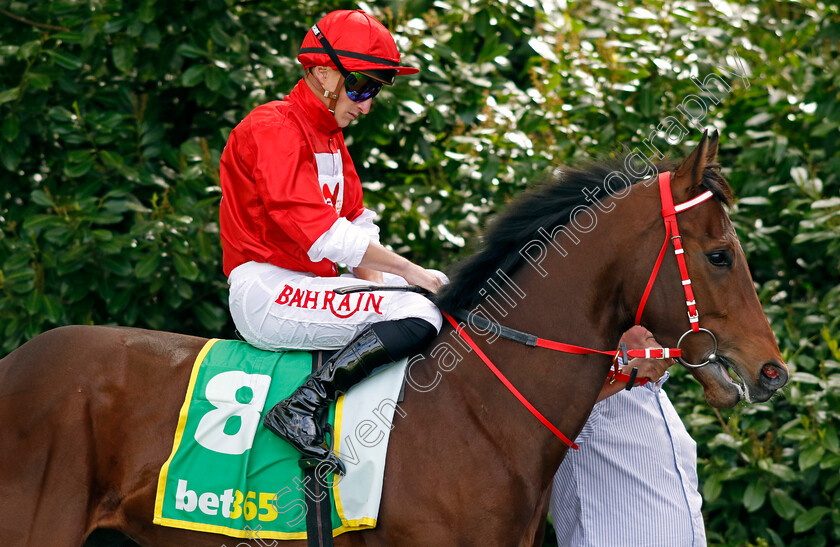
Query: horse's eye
707,250,732,268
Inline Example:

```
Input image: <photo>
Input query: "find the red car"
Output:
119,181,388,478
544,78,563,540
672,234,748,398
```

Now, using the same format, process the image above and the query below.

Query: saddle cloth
153,339,408,540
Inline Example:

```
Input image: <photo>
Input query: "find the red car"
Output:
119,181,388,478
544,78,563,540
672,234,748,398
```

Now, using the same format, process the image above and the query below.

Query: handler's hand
597,326,674,401
618,325,673,384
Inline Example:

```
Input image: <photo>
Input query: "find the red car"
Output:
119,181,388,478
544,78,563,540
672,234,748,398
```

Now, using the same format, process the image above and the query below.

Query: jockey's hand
402,263,445,294
357,242,444,293
618,325,674,384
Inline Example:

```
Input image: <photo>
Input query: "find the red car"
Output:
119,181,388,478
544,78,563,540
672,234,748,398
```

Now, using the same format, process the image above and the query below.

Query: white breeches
228,261,446,351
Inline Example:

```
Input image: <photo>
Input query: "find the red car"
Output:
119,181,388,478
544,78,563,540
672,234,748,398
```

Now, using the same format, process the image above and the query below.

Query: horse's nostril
760,361,788,388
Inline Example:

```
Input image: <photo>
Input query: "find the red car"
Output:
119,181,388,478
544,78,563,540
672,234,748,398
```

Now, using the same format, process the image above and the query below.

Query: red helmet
298,10,418,76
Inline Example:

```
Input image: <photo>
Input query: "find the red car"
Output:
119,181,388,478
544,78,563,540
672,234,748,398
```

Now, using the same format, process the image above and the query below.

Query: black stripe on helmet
299,47,401,68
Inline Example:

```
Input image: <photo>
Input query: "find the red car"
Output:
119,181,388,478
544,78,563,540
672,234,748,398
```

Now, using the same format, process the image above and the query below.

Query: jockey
219,10,444,473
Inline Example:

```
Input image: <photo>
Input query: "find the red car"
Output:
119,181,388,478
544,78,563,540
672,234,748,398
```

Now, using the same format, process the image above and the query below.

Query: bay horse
0,132,788,546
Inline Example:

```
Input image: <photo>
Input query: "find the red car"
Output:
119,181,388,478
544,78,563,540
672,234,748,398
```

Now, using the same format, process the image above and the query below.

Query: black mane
436,156,731,312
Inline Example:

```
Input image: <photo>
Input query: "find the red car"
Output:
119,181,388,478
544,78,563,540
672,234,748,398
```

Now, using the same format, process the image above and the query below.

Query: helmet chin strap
306,70,343,113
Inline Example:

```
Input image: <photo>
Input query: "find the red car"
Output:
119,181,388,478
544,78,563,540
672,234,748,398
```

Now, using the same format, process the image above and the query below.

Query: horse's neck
425,184,661,489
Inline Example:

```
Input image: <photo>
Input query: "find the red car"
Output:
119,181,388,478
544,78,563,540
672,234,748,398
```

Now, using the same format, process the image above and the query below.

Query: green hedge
1,1,838,545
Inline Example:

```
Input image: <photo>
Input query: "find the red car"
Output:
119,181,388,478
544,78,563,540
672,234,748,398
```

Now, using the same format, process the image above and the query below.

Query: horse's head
635,131,788,408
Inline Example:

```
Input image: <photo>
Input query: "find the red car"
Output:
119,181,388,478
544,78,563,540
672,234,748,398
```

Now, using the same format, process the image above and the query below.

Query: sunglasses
344,71,386,102
309,24,396,103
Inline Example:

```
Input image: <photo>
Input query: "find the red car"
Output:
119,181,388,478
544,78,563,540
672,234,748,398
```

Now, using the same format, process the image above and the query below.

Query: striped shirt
549,372,706,546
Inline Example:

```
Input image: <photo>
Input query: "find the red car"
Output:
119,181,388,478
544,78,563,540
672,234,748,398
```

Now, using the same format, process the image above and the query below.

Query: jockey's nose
358,98,373,115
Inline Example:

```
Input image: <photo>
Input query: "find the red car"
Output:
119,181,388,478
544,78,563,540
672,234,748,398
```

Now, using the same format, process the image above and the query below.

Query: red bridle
634,171,718,368
443,170,717,449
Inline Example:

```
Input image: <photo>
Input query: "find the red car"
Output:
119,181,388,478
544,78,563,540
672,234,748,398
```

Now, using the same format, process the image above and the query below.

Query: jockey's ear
674,129,719,200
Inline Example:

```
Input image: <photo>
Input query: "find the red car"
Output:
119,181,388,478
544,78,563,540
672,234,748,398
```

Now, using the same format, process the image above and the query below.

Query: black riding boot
263,327,392,474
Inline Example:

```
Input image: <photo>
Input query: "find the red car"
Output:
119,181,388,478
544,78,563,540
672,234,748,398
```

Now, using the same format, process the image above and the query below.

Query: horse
0,132,788,546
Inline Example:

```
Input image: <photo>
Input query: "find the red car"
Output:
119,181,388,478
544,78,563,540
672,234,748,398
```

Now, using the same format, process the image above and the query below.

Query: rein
443,171,716,449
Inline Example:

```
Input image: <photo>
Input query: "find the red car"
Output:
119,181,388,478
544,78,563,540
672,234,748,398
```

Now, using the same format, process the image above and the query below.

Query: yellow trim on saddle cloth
332,393,379,531
153,338,220,528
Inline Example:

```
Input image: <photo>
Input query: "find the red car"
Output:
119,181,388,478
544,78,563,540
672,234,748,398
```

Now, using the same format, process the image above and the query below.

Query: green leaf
68,149,95,163
196,300,228,331
30,189,55,207
24,291,43,314
825,422,840,453
63,161,95,178
126,19,144,38
2,115,20,141
0,87,20,106
204,67,225,92
92,229,114,242
175,278,194,300
42,294,63,323
792,371,822,384
100,256,133,277
134,253,160,279
18,41,40,60
5,270,35,294
769,489,801,520
181,65,207,87
100,150,124,168
799,445,825,470
763,461,798,482
176,43,207,58
49,106,75,122
745,112,774,127
703,473,723,502
793,506,831,533
738,196,771,206
810,121,838,137
46,50,84,70
743,481,767,512
138,0,156,23
51,32,85,44
22,214,61,231
172,253,199,281
25,71,52,90
112,42,134,73
0,143,21,171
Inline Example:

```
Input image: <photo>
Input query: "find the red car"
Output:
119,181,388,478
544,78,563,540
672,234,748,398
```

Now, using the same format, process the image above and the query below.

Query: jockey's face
309,67,372,128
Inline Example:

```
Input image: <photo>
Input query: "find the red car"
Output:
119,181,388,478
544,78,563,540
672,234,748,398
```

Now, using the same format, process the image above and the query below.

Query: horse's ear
705,130,719,165
674,129,719,200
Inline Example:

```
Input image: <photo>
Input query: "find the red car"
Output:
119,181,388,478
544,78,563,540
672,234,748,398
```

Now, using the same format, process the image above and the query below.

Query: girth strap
301,351,334,547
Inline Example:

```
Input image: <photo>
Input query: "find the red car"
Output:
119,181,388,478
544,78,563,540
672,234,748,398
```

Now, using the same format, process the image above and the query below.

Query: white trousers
228,261,446,351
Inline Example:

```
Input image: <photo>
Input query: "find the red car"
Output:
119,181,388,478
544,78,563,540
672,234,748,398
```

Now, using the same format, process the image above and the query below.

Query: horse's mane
436,155,732,312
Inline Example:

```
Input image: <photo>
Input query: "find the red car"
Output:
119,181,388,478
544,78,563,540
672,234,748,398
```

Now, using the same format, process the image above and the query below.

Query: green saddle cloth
154,338,384,540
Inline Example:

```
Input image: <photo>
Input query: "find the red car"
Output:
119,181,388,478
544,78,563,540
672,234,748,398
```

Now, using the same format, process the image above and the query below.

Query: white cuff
307,217,371,267
351,208,380,244
644,370,670,392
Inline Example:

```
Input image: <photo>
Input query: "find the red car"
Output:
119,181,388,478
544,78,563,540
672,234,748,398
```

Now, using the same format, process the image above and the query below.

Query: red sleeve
251,122,339,251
